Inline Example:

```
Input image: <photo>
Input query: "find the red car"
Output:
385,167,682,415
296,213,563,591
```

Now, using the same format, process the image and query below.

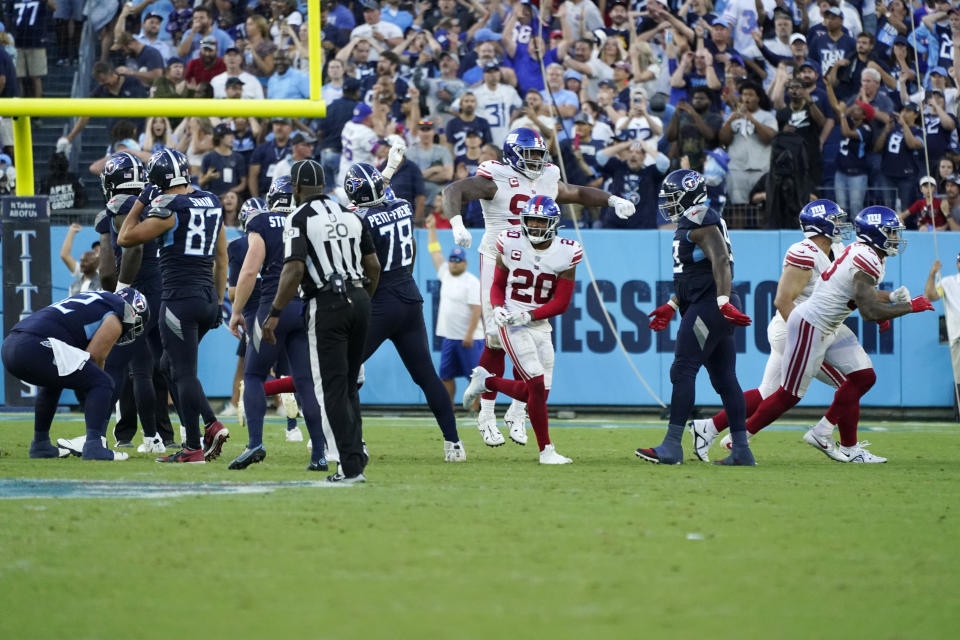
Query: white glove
891,285,911,304
385,134,405,148
507,310,532,326
493,306,510,327
450,214,472,248
608,195,635,220
386,141,406,173
56,136,72,154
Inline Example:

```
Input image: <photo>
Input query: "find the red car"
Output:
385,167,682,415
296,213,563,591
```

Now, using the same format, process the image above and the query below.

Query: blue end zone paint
0,478,350,499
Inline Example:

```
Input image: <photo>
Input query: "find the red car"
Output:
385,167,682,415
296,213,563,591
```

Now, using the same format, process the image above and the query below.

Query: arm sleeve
490,263,508,308
530,276,575,321
359,224,376,256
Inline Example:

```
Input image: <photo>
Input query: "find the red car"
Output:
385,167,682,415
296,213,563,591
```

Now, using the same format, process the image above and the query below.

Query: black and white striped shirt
283,195,376,298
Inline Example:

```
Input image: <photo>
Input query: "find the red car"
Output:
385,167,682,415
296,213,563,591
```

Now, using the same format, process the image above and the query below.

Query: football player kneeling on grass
462,196,580,464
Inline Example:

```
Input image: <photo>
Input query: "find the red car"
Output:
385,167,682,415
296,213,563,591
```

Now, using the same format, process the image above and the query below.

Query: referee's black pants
305,288,371,477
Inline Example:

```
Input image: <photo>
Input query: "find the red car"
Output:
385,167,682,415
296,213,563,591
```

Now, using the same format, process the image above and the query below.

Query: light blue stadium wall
2,226,958,407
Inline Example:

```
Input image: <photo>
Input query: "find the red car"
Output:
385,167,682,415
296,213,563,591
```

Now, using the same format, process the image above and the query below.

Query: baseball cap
920,175,938,188
790,33,806,44
598,79,616,89
613,60,632,73
0,152,11,166
799,58,819,72
549,29,563,39
291,130,317,145
711,16,732,27
271,116,293,125
465,129,482,137
728,53,745,67
856,100,876,122
573,112,594,125
483,61,501,72
213,123,233,137
200,35,218,50
903,101,921,113
225,76,245,87
825,7,843,17
418,119,435,129
931,66,948,76
563,69,583,82
291,159,324,187
144,12,164,22
448,247,467,262
224,46,240,55
949,6,960,15
360,0,380,10
474,28,502,43
343,77,361,93
166,56,184,67
352,102,373,123
893,35,910,47
947,173,960,186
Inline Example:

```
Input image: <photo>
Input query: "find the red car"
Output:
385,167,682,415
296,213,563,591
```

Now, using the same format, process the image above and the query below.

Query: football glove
385,138,406,174
56,136,72,154
647,302,677,331
890,285,911,304
507,310,532,326
910,295,935,313
878,319,891,333
450,214,472,248
607,195,636,220
137,183,162,205
719,299,752,326
493,306,510,327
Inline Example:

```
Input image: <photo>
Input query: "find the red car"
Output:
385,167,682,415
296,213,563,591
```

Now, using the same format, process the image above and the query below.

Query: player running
734,206,935,462
461,196,581,464
685,199,859,461
1,288,149,461
636,169,756,466
442,127,635,448
117,149,230,464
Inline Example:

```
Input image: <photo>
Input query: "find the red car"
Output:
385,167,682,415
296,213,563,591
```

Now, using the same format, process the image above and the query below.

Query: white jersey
472,83,524,147
496,228,582,333
782,238,845,309
337,121,378,187
476,160,561,259
721,0,779,58
799,242,885,334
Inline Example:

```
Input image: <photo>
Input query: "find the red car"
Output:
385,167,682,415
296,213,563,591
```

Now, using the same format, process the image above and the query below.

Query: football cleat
137,434,166,454
802,428,849,462
281,393,299,419
286,426,304,442
30,440,73,459
325,471,366,484
202,421,230,461
838,441,887,463
712,449,757,466
719,430,755,451
57,435,107,457
634,447,683,465
462,366,492,410
477,411,505,447
688,419,718,462
156,448,205,463
228,445,266,470
539,444,572,464
504,403,528,445
444,440,467,462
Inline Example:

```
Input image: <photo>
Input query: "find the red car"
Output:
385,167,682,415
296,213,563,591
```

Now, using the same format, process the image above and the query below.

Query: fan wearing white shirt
350,0,404,62
210,47,264,100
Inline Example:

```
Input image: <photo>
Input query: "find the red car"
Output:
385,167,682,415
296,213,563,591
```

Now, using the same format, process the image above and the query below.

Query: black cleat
227,445,266,470
306,458,329,472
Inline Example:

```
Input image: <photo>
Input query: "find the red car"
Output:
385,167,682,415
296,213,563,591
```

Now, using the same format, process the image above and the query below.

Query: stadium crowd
7,0,960,226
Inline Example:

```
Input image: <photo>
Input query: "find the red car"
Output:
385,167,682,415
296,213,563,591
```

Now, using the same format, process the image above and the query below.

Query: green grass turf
0,413,958,639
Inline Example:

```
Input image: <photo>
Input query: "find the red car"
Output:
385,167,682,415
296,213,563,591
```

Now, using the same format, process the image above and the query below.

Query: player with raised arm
685,200,863,461
461,196,580,464
117,149,230,464
442,127,635,448
637,169,756,466
733,206,935,463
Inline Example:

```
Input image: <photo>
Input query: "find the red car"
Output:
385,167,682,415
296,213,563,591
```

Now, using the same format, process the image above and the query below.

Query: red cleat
156,448,205,464
203,421,230,461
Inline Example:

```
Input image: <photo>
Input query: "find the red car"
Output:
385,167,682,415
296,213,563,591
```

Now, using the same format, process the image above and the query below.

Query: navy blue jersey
881,124,921,178
227,235,261,315
99,194,162,294
11,291,126,349
446,116,493,157
922,113,958,167
8,0,51,47
244,209,289,303
836,123,873,175
673,208,733,310
360,198,422,303
200,150,247,196
143,188,223,299
809,33,856,77
935,23,954,69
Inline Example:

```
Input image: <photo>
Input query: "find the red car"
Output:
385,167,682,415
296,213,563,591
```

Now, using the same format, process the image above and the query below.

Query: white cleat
504,405,528,445
444,440,467,462
719,430,754,452
237,380,246,428
286,426,304,442
281,393,300,419
137,434,166,454
838,441,887,463
111,451,130,461
57,435,107,457
688,419,718,462
477,412,505,447
462,366,492,410
539,444,572,464
802,428,849,462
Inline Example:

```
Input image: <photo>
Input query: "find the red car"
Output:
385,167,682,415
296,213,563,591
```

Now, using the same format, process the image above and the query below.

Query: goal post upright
1,0,325,197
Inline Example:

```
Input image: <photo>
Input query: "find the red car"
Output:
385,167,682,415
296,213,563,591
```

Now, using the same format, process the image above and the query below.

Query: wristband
717,295,730,307
115,281,131,292
667,298,679,311
428,241,442,253
267,306,284,319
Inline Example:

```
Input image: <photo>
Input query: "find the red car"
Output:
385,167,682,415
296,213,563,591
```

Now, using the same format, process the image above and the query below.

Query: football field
0,412,957,639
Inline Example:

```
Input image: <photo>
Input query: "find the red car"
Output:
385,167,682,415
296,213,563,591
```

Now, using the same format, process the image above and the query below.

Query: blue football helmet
854,206,906,256
502,127,548,180
100,152,146,201
658,169,708,222
146,148,190,190
520,195,562,242
267,175,295,213
799,199,851,242
343,162,387,208
238,197,267,232
116,287,150,346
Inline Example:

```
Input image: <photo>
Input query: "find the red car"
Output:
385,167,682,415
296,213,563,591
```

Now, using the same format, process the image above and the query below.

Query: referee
261,160,381,483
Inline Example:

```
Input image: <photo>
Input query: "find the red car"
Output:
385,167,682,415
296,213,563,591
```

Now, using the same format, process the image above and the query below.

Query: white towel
48,337,91,377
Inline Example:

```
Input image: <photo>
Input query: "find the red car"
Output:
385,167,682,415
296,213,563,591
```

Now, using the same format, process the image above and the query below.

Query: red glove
911,296,935,313
719,302,752,326
878,319,891,333
647,302,676,331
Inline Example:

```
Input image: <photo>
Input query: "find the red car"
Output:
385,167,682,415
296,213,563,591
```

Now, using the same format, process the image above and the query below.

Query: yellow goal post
0,0,326,197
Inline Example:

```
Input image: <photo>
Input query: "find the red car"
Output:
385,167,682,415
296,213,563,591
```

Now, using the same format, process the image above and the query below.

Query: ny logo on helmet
866,213,882,224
